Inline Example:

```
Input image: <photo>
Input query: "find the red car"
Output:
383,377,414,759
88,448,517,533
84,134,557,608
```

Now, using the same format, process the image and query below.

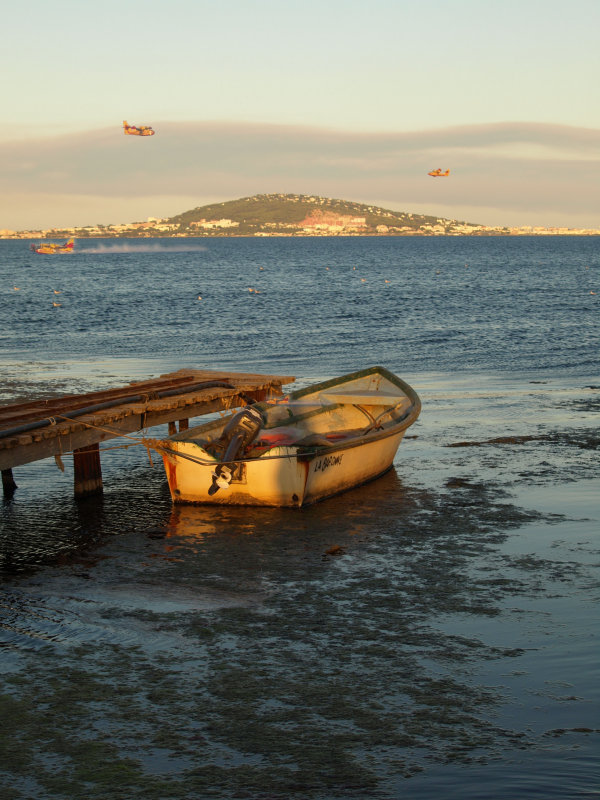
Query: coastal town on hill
1,194,598,239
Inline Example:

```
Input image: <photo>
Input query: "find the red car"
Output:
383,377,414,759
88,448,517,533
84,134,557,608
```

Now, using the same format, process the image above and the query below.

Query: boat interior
168,369,417,458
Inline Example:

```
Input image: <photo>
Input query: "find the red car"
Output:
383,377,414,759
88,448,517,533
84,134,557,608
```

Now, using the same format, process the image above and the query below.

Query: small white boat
157,366,421,507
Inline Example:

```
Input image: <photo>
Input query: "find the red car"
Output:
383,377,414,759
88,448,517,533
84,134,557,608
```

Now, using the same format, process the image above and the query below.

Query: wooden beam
73,443,103,498
0,375,294,473
2,468,17,496
0,393,252,471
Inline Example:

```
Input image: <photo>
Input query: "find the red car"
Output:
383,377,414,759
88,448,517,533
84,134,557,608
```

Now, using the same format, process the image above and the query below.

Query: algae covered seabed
0,370,598,799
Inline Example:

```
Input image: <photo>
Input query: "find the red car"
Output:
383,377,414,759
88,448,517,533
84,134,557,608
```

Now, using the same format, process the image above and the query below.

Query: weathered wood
0,373,205,427
169,419,189,435
0,394,270,471
2,468,17,496
73,443,103,498
0,371,295,478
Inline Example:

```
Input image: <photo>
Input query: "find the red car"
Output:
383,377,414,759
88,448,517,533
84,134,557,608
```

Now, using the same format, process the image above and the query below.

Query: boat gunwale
157,403,419,468
168,366,421,440
288,365,420,408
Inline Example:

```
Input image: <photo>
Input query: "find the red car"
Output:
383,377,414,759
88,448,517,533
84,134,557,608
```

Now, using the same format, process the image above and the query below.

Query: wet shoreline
1,369,598,798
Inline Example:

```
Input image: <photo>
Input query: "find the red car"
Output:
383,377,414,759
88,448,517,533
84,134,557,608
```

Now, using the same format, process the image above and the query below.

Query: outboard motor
208,406,263,495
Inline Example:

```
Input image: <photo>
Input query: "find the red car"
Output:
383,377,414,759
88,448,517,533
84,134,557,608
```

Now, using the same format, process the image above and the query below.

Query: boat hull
162,428,407,507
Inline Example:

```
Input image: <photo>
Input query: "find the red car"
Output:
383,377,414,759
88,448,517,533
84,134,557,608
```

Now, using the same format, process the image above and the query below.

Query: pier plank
0,370,294,482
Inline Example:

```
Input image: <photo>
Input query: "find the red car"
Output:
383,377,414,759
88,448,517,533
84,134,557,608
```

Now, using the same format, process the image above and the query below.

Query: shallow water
0,237,598,798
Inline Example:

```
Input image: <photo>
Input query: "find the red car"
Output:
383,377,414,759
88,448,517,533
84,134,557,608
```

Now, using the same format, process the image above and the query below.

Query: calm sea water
1,235,598,379
0,236,598,799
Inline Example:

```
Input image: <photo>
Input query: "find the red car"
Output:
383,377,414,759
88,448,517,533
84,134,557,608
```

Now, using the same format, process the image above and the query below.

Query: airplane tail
65,239,74,249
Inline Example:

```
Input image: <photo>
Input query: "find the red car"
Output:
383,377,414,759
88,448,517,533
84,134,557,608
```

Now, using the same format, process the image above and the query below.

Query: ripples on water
1,235,598,377
0,237,598,799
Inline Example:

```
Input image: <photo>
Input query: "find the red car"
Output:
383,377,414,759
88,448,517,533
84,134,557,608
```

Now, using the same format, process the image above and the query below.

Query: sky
1,0,599,230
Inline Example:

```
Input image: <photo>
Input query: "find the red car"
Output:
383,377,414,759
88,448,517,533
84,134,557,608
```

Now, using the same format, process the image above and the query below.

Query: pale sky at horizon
2,0,599,229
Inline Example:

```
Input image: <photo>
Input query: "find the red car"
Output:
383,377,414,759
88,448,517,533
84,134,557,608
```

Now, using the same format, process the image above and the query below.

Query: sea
0,235,598,799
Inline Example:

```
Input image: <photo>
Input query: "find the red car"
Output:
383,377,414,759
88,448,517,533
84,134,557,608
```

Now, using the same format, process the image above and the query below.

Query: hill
166,193,488,236
6,194,503,239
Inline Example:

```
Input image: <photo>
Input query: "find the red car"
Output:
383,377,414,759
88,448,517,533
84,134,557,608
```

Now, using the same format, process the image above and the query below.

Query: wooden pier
0,369,294,498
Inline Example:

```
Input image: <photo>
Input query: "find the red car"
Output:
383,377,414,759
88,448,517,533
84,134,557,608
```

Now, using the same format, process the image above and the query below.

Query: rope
148,440,302,468
145,436,378,468
43,405,408,471
51,413,145,444
44,413,152,466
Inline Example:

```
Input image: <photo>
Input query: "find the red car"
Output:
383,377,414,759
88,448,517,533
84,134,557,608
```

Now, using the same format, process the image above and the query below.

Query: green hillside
169,193,434,227
166,193,484,235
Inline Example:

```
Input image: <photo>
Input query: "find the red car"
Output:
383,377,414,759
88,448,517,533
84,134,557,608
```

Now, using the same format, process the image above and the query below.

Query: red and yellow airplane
428,168,450,177
30,238,75,255
123,120,155,136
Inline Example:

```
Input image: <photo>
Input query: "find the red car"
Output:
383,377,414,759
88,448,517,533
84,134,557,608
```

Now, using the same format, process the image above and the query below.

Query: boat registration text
313,454,344,472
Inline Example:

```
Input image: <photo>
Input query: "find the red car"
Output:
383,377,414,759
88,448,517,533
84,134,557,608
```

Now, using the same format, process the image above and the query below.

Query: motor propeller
208,406,263,495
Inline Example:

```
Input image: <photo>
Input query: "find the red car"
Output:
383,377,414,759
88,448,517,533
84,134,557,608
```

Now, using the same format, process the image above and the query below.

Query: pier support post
73,443,103,498
168,419,189,435
2,468,17,496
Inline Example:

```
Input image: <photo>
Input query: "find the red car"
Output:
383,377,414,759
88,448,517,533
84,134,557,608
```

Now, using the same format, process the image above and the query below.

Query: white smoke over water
80,243,208,254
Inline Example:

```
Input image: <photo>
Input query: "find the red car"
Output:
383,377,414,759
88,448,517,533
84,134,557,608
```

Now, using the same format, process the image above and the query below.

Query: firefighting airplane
123,120,155,136
428,168,450,177
30,238,75,255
